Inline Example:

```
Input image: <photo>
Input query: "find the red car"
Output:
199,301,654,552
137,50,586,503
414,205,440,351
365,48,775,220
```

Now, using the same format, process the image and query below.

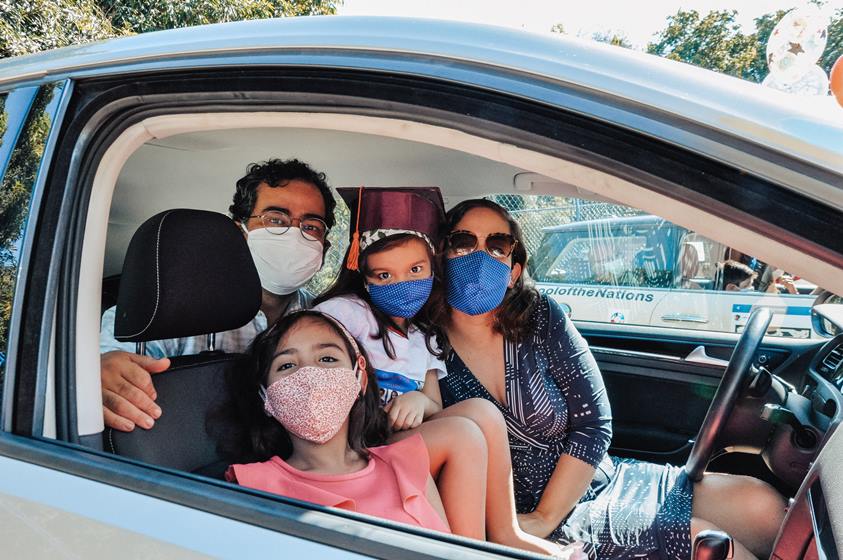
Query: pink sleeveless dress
227,433,450,533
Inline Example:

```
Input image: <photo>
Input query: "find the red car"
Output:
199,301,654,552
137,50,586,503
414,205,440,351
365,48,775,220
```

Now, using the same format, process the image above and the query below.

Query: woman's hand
777,275,798,294
384,391,427,431
517,510,557,539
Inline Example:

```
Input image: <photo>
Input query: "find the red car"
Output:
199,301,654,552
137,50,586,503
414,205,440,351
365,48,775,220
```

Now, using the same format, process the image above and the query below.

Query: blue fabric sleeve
543,296,613,467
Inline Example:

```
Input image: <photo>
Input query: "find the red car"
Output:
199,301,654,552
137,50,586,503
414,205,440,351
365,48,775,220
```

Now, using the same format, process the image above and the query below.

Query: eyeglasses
446,230,517,259
249,210,329,241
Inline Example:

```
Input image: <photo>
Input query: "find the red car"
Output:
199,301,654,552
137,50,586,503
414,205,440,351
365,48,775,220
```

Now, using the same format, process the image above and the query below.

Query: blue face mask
446,251,512,315
367,276,434,318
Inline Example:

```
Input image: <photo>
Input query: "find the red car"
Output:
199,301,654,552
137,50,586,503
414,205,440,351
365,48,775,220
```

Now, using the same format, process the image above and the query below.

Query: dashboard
805,334,843,432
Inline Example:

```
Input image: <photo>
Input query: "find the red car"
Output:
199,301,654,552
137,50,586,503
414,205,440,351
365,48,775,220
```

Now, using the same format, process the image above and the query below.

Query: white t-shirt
313,295,447,406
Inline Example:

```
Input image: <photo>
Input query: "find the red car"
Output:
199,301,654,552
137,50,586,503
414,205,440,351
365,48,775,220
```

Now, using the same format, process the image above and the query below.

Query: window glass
543,235,647,285
0,91,13,377
0,84,65,387
494,194,825,338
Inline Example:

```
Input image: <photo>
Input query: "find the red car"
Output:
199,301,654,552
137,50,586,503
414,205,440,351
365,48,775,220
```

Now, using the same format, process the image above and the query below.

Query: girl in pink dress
226,310,484,536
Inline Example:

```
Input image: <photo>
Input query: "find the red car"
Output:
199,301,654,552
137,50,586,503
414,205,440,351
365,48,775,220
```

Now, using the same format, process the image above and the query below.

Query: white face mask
242,225,323,295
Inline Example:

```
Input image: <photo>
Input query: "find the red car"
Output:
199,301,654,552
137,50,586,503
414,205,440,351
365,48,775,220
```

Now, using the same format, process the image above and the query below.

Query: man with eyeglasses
99,159,336,432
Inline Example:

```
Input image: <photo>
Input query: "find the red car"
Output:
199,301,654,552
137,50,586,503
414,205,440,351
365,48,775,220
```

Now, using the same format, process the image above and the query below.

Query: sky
338,0,839,49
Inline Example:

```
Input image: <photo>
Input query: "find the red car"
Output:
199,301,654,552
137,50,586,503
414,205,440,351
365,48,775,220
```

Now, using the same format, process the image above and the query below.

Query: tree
550,23,565,35
821,7,843,76
0,0,342,59
647,10,758,79
649,6,843,83
99,0,340,35
0,0,120,58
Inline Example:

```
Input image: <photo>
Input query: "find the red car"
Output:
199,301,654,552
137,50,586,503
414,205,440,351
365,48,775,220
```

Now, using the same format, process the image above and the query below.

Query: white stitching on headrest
121,210,173,339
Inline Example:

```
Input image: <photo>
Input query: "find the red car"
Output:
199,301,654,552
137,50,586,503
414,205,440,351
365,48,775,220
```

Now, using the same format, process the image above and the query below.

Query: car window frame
0,86,39,402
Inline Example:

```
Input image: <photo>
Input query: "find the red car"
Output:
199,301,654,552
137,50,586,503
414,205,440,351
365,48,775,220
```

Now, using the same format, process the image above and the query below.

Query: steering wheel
685,307,773,482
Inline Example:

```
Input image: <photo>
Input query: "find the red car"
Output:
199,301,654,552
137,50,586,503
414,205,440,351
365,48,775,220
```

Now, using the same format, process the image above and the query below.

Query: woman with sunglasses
434,199,786,560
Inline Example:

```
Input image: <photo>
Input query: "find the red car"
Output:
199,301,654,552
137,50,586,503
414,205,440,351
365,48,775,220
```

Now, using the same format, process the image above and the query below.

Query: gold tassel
345,186,364,270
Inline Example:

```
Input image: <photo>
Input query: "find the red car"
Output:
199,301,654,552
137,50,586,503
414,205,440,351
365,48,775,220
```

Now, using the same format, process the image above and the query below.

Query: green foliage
0,0,341,59
0,0,120,58
648,7,843,82
99,0,340,34
648,10,758,79
821,8,843,76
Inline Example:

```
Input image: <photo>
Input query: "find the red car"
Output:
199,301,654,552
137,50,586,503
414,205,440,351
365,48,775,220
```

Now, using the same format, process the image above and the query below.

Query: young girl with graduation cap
313,187,567,556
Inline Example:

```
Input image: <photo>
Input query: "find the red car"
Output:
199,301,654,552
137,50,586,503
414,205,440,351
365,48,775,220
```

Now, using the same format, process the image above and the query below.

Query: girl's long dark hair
313,234,446,359
214,311,390,463
432,199,539,344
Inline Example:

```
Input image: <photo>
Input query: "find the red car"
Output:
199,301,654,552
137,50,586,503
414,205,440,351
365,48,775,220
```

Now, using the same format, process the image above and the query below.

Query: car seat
105,209,261,476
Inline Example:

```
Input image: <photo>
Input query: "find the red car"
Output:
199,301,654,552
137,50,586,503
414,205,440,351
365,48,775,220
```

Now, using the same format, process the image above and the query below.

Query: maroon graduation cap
337,186,446,271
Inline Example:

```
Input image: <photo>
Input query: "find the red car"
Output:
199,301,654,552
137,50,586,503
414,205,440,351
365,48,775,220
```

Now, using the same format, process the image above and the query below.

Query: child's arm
384,370,443,430
420,369,443,413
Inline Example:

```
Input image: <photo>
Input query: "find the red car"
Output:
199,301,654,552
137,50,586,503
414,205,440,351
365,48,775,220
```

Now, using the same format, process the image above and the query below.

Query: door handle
661,313,708,324
685,346,729,367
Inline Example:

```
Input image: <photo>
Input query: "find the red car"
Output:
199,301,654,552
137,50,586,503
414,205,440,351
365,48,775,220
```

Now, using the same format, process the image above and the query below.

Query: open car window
502,194,827,338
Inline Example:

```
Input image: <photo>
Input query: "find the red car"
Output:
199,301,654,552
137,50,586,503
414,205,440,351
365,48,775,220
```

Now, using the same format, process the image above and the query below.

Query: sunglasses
446,230,518,259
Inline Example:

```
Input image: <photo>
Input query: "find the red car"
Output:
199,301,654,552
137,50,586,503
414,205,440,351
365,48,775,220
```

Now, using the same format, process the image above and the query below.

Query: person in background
721,259,756,291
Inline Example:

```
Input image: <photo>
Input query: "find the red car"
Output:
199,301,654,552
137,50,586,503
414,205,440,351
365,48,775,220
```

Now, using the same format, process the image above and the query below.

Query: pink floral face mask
261,363,362,444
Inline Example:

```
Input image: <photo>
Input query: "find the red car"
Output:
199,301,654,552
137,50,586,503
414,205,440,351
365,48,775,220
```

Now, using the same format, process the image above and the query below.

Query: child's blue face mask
367,276,434,318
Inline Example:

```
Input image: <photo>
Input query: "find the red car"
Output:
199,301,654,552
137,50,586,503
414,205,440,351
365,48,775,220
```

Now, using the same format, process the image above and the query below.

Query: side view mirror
811,291,843,337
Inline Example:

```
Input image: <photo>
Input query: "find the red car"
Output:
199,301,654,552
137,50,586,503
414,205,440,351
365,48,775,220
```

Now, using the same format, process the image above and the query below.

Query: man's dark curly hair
229,158,336,230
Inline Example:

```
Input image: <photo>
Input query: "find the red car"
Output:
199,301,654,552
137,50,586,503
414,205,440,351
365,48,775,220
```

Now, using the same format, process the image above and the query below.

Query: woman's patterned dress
440,295,693,560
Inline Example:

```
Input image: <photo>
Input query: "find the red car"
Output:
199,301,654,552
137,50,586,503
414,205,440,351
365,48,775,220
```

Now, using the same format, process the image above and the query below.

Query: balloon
831,55,843,107
766,6,829,84
763,64,829,96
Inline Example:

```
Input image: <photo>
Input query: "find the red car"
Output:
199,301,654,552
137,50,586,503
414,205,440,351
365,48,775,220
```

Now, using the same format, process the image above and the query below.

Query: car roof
1,16,840,194
541,214,679,233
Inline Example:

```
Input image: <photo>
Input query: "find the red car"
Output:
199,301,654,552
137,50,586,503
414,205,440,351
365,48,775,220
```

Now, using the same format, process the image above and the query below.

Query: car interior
57,106,841,556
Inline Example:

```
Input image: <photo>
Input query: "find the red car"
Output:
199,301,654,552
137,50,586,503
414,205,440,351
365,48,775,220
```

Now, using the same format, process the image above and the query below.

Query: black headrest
114,209,261,343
